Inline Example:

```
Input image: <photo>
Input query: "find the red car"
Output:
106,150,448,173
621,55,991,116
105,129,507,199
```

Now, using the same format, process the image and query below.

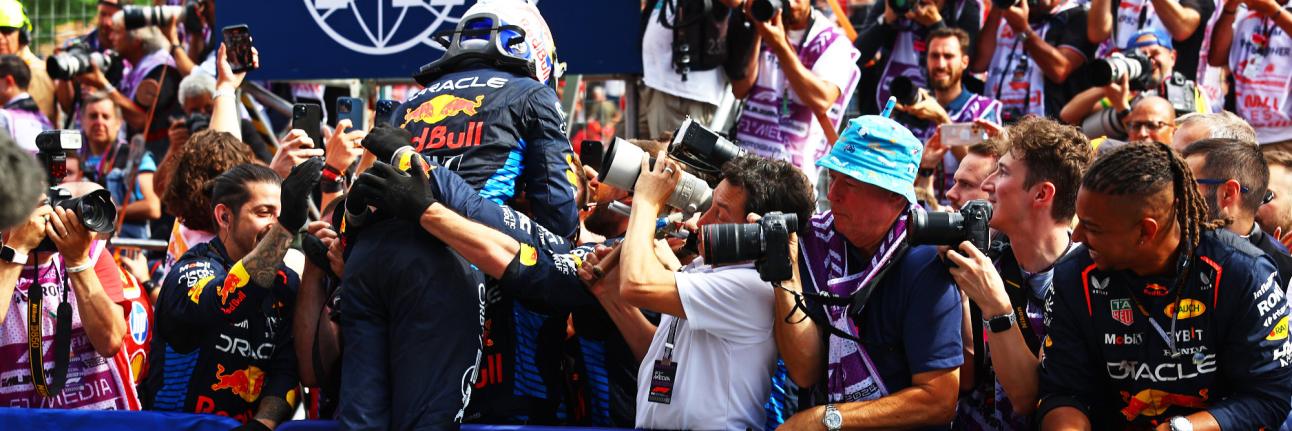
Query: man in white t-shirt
731,0,861,191
592,154,815,430
639,0,739,140
1209,0,1292,148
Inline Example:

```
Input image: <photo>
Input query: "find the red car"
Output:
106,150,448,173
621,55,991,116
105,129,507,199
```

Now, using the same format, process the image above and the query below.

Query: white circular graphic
304,0,468,56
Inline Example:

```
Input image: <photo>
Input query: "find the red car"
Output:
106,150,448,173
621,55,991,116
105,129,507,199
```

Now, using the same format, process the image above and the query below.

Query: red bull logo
402,94,485,127
219,263,251,305
210,364,265,403
411,122,485,152
1143,283,1169,297
189,275,214,304
1120,388,1208,420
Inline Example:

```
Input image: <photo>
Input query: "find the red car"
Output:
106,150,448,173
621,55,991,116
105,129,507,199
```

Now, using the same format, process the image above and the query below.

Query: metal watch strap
985,311,1017,333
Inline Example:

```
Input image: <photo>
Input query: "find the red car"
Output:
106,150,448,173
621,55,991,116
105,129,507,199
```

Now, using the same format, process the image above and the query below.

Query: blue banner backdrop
215,0,643,81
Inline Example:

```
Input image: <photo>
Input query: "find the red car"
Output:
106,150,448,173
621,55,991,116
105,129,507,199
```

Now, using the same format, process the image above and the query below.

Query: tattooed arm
252,396,294,429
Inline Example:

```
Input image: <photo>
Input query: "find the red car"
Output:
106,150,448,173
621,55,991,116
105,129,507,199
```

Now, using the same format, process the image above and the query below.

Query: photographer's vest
1230,11,1292,144
1,95,52,152
735,12,860,182
984,0,1079,122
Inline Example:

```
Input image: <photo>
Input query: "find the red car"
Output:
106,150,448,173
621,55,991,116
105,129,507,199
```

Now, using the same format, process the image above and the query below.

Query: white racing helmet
414,0,564,87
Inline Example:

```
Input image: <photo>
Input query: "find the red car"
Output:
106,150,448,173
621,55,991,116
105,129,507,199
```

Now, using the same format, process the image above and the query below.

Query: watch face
825,411,843,428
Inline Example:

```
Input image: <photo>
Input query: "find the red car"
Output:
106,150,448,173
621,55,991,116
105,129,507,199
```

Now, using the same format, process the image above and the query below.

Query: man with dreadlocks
1036,142,1292,430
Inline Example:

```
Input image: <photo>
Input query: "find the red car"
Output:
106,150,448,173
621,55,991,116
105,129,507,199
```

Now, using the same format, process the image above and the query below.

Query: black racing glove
351,160,438,222
361,123,414,164
278,157,324,232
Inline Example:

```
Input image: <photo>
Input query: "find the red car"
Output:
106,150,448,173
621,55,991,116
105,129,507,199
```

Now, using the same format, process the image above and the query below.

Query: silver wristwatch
1169,416,1193,431
822,404,842,431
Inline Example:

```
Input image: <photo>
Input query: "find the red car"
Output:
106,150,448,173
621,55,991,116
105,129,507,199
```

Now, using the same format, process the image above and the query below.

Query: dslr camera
46,41,122,81
1091,52,1154,91
700,212,799,281
907,199,992,254
667,116,745,182
599,138,714,214
115,0,204,31
890,76,923,106
34,131,117,252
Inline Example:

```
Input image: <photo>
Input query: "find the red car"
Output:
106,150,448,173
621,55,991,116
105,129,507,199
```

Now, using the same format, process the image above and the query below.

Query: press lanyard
27,255,73,397
661,318,680,366
994,36,1033,116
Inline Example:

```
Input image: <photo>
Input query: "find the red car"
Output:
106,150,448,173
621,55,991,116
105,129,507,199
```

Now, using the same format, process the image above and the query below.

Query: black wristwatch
985,311,1017,333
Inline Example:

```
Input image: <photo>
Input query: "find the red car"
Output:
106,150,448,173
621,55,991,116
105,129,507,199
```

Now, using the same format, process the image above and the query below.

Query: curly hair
720,155,816,227
159,130,254,233
1006,117,1094,222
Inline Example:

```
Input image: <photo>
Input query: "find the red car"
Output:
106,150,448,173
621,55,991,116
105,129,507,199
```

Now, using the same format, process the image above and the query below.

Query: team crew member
974,0,1096,122
1181,138,1292,289
774,116,964,430
144,162,321,429
947,117,1093,430
1038,142,1292,429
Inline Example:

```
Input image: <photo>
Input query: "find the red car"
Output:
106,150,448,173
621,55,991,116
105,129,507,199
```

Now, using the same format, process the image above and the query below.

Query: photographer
1038,142,1292,429
1087,0,1211,82
0,184,133,409
80,20,180,158
143,161,319,429
172,72,271,162
856,0,982,114
0,54,51,151
1059,29,1206,139
603,152,814,429
639,0,740,138
1208,0,1292,147
78,91,159,240
161,0,216,77
0,0,54,125
731,0,860,193
973,0,1096,123
1182,138,1292,290
946,117,1093,429
894,28,1002,144
772,116,962,430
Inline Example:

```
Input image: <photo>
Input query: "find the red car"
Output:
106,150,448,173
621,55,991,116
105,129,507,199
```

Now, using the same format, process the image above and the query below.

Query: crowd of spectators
0,0,1290,430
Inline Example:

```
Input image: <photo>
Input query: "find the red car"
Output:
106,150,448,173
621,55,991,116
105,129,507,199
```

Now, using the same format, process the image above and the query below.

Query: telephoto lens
116,5,184,30
750,0,783,21
598,138,713,214
46,47,119,81
700,223,765,265
1090,52,1151,87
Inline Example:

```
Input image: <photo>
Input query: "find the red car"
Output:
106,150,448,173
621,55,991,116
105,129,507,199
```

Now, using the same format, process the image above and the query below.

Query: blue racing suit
1038,229,1292,429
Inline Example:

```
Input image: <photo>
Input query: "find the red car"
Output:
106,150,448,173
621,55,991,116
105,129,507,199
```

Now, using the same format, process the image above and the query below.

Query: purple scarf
122,50,176,100
800,207,914,402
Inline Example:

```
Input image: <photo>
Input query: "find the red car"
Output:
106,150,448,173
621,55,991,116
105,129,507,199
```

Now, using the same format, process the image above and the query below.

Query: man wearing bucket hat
0,0,53,125
773,113,964,430
1061,28,1208,140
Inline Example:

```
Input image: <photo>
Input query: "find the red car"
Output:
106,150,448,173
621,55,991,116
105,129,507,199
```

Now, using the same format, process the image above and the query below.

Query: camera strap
26,255,73,397
799,243,910,344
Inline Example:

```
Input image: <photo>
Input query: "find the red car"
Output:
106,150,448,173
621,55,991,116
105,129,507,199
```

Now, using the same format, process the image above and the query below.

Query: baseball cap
1124,28,1173,51
817,115,924,204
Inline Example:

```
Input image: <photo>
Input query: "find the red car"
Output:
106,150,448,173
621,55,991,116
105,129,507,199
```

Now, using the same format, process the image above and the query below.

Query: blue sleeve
520,87,580,240
426,156,572,255
1036,259,1103,420
1208,255,1292,429
902,249,964,374
500,243,598,310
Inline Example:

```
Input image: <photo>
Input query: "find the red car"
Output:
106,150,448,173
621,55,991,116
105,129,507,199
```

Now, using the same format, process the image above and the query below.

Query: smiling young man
1038,142,1292,430
946,117,1092,430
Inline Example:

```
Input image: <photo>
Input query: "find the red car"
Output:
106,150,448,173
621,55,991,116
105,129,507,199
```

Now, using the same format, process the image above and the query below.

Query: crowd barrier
0,408,627,430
